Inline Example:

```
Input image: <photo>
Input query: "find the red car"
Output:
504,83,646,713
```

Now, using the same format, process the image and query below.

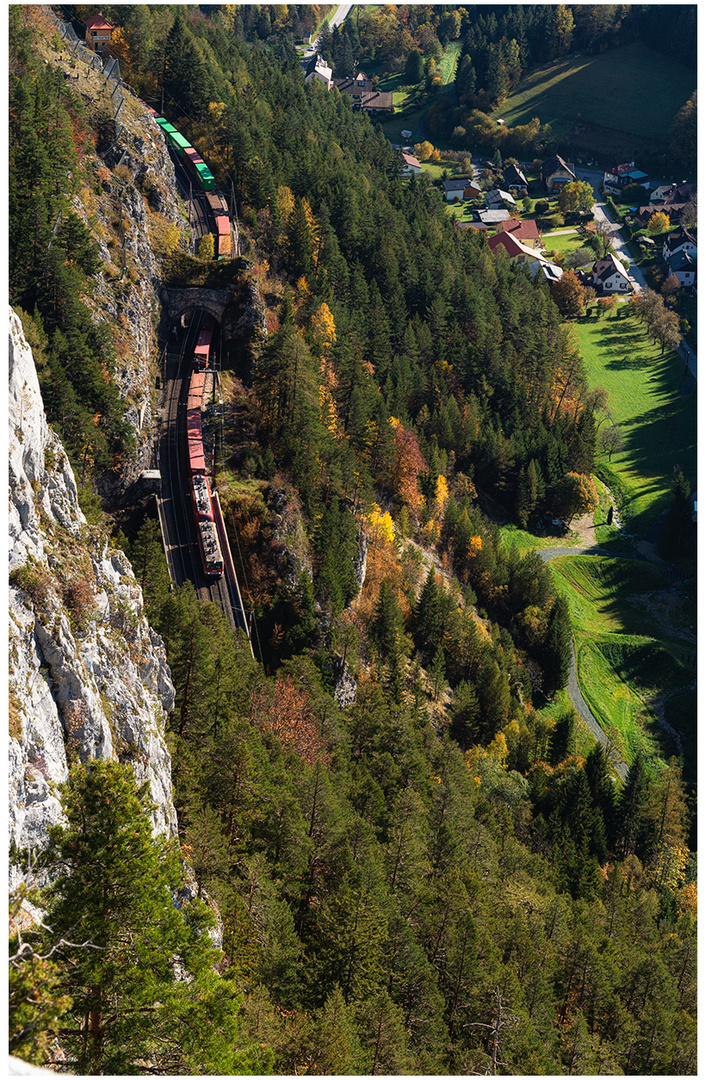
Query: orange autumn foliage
389,417,427,515
250,675,328,767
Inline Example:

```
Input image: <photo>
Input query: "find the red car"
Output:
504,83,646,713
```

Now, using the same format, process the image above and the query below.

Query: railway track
159,312,248,638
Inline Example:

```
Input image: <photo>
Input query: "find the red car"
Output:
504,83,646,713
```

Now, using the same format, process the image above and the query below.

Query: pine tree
40,760,252,1075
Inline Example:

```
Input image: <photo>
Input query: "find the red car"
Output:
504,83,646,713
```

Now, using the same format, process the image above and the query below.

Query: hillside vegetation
8,6,696,1075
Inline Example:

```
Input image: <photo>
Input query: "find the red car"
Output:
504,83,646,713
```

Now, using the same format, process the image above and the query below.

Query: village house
603,161,650,193
650,182,696,204
485,188,516,209
442,178,481,202
592,253,633,294
84,12,114,52
666,250,697,290
502,163,528,193
495,217,542,249
400,152,422,178
333,72,394,113
476,208,511,226
488,230,563,282
662,226,697,262
540,154,577,192
304,53,333,89
636,202,690,227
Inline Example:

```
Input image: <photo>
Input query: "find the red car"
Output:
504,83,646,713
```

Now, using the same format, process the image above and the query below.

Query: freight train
185,350,224,577
143,104,232,257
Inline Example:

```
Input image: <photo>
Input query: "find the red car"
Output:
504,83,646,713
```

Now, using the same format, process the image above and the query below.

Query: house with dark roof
84,12,114,51
304,54,333,89
666,250,697,290
592,253,633,294
333,73,393,113
603,161,650,192
495,217,542,249
502,164,528,193
485,188,516,209
662,226,697,262
650,182,696,205
636,202,690,226
442,178,481,202
541,155,577,192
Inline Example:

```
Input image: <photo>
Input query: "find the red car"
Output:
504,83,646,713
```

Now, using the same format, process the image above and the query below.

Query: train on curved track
142,104,232,258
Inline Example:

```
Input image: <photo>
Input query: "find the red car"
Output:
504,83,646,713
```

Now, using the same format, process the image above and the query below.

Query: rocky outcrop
9,309,177,882
67,90,187,500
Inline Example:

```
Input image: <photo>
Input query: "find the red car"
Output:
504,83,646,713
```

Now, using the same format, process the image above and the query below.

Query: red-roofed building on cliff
84,12,115,53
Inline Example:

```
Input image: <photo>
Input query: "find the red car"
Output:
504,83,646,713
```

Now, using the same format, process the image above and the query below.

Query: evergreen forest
9,6,696,1075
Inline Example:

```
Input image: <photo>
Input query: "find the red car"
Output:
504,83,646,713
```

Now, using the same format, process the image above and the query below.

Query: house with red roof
84,12,115,52
488,231,563,283
495,218,542,250
400,152,422,177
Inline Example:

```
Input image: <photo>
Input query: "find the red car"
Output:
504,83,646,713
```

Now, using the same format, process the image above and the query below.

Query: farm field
548,555,696,778
572,310,696,537
492,42,695,157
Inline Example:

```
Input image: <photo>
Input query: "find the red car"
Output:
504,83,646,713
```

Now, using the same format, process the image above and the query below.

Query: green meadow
572,309,696,537
549,555,696,777
492,42,695,149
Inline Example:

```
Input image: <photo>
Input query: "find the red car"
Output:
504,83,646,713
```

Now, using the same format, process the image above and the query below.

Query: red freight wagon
187,372,206,412
192,327,212,370
186,409,206,474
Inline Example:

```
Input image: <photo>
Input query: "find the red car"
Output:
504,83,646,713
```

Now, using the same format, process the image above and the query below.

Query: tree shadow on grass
614,391,697,534
604,353,654,370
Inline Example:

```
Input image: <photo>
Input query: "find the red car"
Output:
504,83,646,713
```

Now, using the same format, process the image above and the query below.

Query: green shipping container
166,131,192,158
195,163,215,191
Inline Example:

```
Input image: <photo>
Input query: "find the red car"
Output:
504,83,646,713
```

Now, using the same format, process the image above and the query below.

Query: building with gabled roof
495,217,542,249
400,152,422,177
304,53,333,89
662,226,697,262
502,163,528,192
488,230,563,282
541,154,577,192
84,12,114,51
666,250,697,289
592,253,633,293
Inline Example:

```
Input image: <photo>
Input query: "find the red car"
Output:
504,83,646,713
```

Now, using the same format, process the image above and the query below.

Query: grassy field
572,310,696,536
492,42,695,157
549,555,696,775
439,39,462,85
542,229,590,257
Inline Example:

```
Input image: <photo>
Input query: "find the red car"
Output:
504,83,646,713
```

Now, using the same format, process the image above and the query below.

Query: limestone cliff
9,308,177,881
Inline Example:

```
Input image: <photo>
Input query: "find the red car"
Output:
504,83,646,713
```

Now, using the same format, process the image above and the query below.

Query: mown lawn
542,230,590,257
492,42,695,145
549,555,696,774
572,310,696,536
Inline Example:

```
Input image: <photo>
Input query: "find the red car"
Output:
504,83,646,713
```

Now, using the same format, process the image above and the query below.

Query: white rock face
8,309,177,881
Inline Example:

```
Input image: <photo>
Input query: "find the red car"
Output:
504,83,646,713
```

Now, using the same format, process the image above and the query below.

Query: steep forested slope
9,7,696,1075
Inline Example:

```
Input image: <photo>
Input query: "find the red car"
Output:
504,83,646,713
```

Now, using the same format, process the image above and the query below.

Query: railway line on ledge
156,312,252,651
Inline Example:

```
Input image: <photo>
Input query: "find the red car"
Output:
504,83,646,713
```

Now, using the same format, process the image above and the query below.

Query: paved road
539,543,628,781
575,167,696,380
304,3,352,55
